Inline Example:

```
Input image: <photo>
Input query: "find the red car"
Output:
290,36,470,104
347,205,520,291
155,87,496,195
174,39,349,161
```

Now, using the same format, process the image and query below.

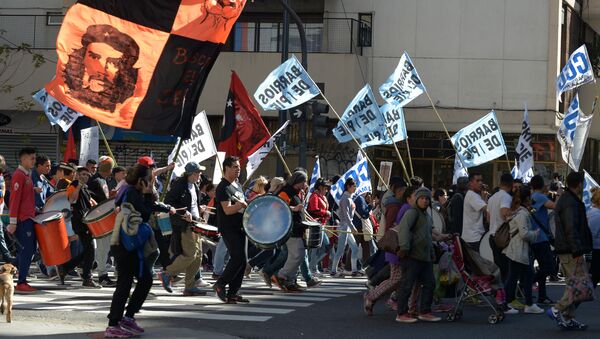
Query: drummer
32,154,54,212
158,161,208,296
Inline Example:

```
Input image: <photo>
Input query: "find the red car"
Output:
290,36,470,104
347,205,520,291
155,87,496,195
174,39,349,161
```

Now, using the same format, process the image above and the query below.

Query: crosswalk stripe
88,309,273,322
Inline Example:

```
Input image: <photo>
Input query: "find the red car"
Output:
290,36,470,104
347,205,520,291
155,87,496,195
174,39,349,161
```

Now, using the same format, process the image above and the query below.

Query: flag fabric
42,0,246,137
330,156,371,203
511,159,519,180
305,157,321,204
515,108,534,177
452,154,468,184
79,126,99,163
379,51,426,107
333,84,387,147
168,111,217,176
451,111,507,168
33,88,82,132
245,120,290,179
556,44,595,100
219,71,271,164
380,103,408,143
583,170,599,211
253,55,320,111
557,94,594,171
64,129,77,162
213,152,226,185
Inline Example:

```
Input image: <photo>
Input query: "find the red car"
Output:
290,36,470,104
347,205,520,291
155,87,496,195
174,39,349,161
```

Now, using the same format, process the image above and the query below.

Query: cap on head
137,156,155,168
415,187,432,201
185,161,205,174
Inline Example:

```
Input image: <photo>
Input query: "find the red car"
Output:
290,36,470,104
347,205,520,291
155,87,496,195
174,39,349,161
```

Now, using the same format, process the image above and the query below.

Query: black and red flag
44,0,246,138
218,71,270,164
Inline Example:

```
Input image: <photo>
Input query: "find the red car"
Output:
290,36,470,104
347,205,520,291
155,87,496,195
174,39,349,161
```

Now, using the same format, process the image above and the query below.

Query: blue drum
243,195,292,249
156,212,173,236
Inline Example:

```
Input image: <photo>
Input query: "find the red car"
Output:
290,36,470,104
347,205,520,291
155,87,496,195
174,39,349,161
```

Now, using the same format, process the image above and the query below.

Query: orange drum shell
34,215,71,266
86,211,117,238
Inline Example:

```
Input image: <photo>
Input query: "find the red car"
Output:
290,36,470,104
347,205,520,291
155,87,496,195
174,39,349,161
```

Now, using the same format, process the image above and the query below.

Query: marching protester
105,164,175,338
548,172,593,330
330,178,360,277
6,148,38,293
461,173,488,252
213,156,249,304
446,177,468,235
307,178,332,276
159,162,208,296
32,154,53,212
86,159,98,175
588,187,600,288
0,154,16,264
486,173,513,281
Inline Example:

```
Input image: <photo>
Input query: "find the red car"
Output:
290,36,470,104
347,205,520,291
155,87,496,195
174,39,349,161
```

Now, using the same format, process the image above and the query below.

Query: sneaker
306,278,322,288
546,307,562,325
396,313,418,323
183,287,207,296
213,283,227,302
67,270,79,277
15,282,38,293
99,275,117,288
57,265,67,285
386,298,398,311
259,270,272,288
418,313,442,322
272,276,288,291
82,279,102,289
158,271,173,293
537,297,555,305
104,325,133,338
330,271,344,278
524,303,544,314
363,293,373,316
195,279,211,288
509,299,526,310
561,318,588,331
504,305,519,315
172,275,184,284
285,283,304,293
228,295,250,303
119,316,144,335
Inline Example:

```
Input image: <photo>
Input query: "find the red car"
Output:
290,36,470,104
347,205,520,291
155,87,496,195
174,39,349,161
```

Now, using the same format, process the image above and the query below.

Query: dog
0,263,17,323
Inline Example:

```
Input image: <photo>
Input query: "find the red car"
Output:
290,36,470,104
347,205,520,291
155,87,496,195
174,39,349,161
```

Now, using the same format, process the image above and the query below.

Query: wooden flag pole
320,93,389,190
95,120,117,167
405,137,415,178
383,125,411,183
160,138,182,202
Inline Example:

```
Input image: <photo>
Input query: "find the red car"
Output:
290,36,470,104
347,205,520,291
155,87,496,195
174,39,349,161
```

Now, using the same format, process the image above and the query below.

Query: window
46,12,64,26
358,13,372,47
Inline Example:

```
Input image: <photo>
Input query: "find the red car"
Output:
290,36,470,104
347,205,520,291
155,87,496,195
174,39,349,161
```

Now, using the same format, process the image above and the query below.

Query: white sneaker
195,279,211,288
504,306,519,315
524,303,544,314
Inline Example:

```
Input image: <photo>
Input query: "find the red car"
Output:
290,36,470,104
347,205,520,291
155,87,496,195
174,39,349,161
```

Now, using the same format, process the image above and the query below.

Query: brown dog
0,263,17,323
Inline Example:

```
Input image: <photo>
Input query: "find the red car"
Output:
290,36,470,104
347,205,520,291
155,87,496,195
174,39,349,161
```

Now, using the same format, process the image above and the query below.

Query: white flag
246,120,290,179
79,126,99,164
557,94,594,171
583,170,599,211
213,152,226,185
330,156,371,203
452,154,468,184
168,111,217,176
556,44,595,100
379,51,426,107
451,111,507,168
305,157,321,205
516,108,534,176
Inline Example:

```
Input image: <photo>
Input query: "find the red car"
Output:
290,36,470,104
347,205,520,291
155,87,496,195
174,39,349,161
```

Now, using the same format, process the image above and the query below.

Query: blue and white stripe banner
556,44,595,100
330,157,371,204
557,94,594,171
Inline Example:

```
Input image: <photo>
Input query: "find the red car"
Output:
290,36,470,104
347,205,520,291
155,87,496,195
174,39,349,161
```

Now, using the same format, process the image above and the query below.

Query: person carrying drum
213,156,249,304
307,178,331,276
158,162,208,296
87,156,116,287
272,171,310,292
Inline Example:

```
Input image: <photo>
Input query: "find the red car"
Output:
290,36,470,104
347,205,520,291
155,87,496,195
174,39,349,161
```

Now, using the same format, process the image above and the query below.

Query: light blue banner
379,103,408,144
584,170,598,211
33,88,82,132
254,55,320,111
451,111,507,168
379,51,426,107
556,44,595,100
333,84,387,147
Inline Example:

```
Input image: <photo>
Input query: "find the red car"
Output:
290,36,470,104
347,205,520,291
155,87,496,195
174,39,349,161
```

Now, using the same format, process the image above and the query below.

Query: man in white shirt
487,173,513,280
462,173,488,252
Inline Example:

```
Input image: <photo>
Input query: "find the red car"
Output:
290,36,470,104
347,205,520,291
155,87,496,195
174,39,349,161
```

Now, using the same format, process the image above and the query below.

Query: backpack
494,220,517,249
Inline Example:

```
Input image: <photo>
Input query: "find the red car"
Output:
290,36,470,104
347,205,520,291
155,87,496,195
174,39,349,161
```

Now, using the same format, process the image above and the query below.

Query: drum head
43,191,70,214
302,221,321,228
196,223,218,232
243,195,292,248
33,212,63,224
83,199,116,223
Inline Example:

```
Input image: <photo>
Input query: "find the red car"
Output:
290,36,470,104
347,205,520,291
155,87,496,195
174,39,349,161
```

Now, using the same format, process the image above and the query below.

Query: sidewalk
0,320,240,339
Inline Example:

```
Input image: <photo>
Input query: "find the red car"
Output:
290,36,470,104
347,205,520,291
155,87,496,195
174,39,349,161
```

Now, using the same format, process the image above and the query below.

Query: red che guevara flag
44,0,246,138
218,71,270,164
64,129,77,162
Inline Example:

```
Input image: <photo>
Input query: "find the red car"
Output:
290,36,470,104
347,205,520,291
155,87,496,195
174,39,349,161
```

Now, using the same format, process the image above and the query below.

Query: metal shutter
0,134,59,171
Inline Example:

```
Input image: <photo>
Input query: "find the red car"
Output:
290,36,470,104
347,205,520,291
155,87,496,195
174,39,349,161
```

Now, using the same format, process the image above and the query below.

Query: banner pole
383,126,410,182
405,138,415,178
95,120,117,167
160,138,182,202
504,154,512,174
320,93,389,190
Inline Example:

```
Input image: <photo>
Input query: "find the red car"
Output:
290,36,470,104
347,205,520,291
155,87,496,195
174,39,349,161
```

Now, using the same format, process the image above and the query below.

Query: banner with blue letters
583,170,598,211
556,44,595,100
379,103,408,144
379,51,426,107
451,111,507,168
254,55,320,111
33,88,82,132
515,108,534,177
330,157,371,204
557,94,594,171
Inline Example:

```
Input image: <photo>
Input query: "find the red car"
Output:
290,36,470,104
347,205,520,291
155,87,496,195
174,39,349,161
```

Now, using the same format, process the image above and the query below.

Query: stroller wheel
455,309,463,320
446,313,456,322
488,314,499,324
497,312,505,322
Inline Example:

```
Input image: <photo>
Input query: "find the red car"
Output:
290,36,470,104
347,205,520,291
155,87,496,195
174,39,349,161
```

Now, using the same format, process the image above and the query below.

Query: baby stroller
446,235,505,324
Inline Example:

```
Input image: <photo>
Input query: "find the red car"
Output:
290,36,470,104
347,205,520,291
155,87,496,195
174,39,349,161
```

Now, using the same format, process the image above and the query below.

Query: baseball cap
137,156,155,168
185,161,206,173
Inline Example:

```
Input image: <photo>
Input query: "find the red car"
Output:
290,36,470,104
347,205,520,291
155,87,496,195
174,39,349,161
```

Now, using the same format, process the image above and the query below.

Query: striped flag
245,121,290,180
305,157,321,204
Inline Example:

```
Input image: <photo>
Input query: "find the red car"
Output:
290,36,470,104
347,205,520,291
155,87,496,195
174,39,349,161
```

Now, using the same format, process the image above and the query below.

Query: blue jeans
308,232,330,272
300,252,312,281
15,219,36,284
331,230,359,273
263,245,287,276
212,237,229,275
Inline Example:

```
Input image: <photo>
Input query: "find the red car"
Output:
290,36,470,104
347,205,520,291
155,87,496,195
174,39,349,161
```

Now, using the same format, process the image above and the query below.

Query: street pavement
2,272,600,339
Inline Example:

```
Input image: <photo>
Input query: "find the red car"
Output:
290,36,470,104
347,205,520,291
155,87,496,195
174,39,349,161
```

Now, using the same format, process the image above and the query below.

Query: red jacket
308,191,329,225
9,166,36,224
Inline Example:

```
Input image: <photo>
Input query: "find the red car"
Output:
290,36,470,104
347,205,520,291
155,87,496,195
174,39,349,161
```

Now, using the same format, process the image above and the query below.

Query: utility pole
276,0,290,177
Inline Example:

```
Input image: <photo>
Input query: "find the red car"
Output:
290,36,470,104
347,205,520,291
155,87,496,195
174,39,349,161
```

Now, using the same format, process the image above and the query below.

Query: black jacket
554,189,593,257
446,191,464,235
165,177,202,256
279,185,306,238
87,173,109,203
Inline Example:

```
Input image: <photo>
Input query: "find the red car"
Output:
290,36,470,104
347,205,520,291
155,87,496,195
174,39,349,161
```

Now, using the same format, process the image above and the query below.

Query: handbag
565,268,595,304
377,228,399,253
362,217,374,241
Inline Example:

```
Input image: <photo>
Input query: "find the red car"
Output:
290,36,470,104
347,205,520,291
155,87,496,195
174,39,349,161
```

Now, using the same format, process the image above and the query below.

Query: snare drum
303,221,323,248
156,212,173,236
83,199,116,238
43,190,74,236
192,223,219,238
33,212,71,266
243,195,292,249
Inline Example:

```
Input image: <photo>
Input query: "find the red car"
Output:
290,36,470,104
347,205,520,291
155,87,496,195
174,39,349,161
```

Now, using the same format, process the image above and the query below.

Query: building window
358,13,372,47
46,12,63,26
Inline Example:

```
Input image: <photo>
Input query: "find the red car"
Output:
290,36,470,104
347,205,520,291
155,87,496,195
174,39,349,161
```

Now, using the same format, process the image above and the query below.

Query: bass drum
243,195,292,250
